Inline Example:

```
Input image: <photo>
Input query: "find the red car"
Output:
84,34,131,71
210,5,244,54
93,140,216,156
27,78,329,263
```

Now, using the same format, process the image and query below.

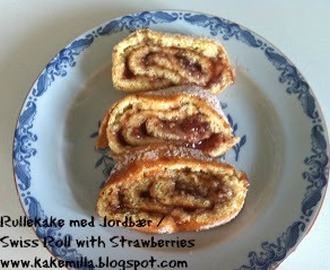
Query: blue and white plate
13,10,329,270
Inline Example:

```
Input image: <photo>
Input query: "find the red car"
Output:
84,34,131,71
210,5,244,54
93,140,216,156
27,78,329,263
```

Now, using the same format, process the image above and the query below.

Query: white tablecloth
1,1,329,269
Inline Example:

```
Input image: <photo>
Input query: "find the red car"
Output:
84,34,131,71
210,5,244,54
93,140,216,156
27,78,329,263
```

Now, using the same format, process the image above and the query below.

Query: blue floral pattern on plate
13,10,329,270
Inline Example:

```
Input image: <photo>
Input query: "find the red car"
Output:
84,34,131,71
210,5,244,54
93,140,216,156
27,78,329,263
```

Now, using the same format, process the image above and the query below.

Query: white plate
13,10,329,270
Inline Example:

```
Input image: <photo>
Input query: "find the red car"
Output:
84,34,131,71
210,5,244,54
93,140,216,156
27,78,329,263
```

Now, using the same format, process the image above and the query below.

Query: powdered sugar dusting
141,85,227,120
109,145,216,177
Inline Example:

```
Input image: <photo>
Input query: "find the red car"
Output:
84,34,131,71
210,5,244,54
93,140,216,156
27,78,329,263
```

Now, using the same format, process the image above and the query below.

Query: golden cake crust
96,85,240,157
112,29,235,93
96,145,249,234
